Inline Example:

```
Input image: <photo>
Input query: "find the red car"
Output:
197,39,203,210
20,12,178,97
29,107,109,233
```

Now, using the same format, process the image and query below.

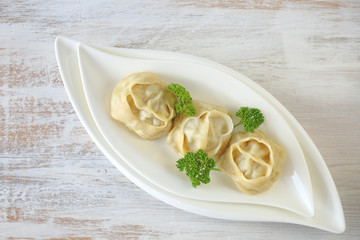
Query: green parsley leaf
234,107,264,132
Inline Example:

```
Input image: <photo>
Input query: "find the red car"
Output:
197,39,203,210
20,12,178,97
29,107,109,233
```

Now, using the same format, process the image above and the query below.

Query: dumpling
110,72,176,140
219,130,285,194
167,100,233,160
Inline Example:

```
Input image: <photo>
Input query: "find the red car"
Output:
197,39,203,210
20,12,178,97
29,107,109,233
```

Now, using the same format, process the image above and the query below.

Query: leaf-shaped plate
77,42,314,218
55,36,345,233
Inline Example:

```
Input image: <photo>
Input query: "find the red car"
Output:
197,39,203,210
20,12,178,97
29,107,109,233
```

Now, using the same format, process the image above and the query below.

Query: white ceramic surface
55,36,345,233
77,43,313,217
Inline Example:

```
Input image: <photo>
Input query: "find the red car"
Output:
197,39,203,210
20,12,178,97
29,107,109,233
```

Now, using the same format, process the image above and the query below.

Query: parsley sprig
167,83,196,117
234,107,264,132
176,149,220,188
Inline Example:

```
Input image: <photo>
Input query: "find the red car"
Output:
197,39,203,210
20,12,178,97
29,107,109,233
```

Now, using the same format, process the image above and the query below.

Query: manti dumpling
219,130,285,194
110,72,177,140
167,100,233,159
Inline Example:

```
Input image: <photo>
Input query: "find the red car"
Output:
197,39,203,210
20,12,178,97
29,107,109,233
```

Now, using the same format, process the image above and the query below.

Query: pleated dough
110,72,176,140
219,130,285,194
167,100,233,159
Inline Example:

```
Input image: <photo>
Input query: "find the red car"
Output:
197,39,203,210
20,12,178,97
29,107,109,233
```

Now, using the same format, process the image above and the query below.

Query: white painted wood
1,0,359,239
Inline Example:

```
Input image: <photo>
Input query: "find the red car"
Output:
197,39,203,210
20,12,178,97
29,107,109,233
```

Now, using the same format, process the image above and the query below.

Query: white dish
55,36,345,233
77,43,314,217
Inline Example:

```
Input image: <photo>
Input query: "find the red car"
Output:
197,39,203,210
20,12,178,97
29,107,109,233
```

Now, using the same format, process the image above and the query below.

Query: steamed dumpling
110,72,176,140
167,100,233,159
219,130,285,194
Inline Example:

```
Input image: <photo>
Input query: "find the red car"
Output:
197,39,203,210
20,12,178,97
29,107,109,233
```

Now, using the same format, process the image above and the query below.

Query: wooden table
1,0,359,239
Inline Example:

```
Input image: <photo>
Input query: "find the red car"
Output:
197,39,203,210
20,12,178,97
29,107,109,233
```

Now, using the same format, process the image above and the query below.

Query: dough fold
111,72,176,140
167,100,233,160
219,130,285,194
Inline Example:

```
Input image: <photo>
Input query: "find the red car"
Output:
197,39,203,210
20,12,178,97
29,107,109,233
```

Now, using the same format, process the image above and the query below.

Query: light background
1,0,359,239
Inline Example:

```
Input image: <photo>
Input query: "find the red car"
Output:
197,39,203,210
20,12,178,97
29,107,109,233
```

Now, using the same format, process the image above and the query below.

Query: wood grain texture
1,0,359,239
